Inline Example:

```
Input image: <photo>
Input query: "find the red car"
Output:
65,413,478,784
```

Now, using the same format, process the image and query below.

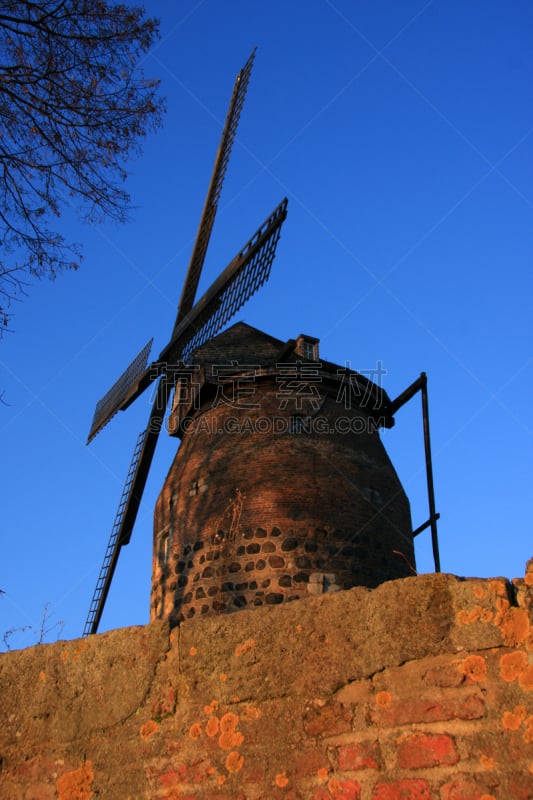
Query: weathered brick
263,790,303,800
423,662,465,688
372,779,431,800
370,691,485,726
293,748,330,778
303,701,353,737
312,789,332,800
396,733,459,769
440,776,490,800
337,740,381,770
327,778,361,799
335,680,373,707
508,775,533,800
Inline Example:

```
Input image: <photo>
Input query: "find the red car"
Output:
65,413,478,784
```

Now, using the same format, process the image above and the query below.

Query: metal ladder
83,429,147,636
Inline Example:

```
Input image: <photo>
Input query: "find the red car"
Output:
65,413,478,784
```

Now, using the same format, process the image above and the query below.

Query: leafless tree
0,0,164,332
1,598,65,650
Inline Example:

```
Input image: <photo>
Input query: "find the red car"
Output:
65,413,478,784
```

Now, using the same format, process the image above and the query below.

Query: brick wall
1,567,531,799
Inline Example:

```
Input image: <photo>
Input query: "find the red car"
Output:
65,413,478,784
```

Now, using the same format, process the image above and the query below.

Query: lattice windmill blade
87,339,154,444
174,48,256,329
164,197,288,363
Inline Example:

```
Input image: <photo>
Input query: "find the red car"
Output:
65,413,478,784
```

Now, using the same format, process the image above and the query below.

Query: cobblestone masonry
151,323,414,624
1,567,532,799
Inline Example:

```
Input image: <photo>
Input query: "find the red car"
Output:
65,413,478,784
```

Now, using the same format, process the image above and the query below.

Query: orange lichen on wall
493,596,509,626
480,754,495,770
225,751,244,774
498,607,530,646
275,770,289,788
56,761,94,800
235,638,255,657
242,705,262,721
520,665,533,690
173,698,257,782
375,691,392,708
188,722,202,740
456,582,532,651
502,705,527,730
461,654,487,682
204,700,219,716
205,716,219,737
488,579,507,597
219,711,239,730
500,651,528,683
140,720,159,740
456,606,494,625
218,712,244,750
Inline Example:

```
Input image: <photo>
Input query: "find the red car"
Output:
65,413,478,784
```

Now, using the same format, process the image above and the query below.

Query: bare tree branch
0,0,165,334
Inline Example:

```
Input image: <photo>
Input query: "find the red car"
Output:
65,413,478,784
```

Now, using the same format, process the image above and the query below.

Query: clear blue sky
1,0,531,649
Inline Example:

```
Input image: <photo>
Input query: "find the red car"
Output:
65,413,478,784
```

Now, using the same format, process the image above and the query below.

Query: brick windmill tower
84,52,439,635
150,323,423,625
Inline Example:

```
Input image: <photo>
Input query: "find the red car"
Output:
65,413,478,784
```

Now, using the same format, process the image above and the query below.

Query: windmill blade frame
87,338,153,444
174,48,256,328
163,197,288,363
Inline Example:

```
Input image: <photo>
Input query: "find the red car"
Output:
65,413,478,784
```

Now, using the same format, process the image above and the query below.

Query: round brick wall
151,372,414,625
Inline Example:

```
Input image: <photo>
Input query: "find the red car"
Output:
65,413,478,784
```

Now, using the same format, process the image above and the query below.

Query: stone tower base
1,567,532,799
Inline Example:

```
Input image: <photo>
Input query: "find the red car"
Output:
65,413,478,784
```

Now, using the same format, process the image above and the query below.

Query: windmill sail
174,49,256,327
164,198,288,362
87,339,153,444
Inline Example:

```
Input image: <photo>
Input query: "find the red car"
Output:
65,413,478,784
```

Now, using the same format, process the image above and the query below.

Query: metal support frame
389,372,441,572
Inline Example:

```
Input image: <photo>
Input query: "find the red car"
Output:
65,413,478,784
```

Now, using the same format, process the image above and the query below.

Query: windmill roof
191,321,392,406
190,321,286,367
166,321,395,436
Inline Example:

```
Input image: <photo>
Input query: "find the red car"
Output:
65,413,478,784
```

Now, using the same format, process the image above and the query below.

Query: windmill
83,50,288,636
